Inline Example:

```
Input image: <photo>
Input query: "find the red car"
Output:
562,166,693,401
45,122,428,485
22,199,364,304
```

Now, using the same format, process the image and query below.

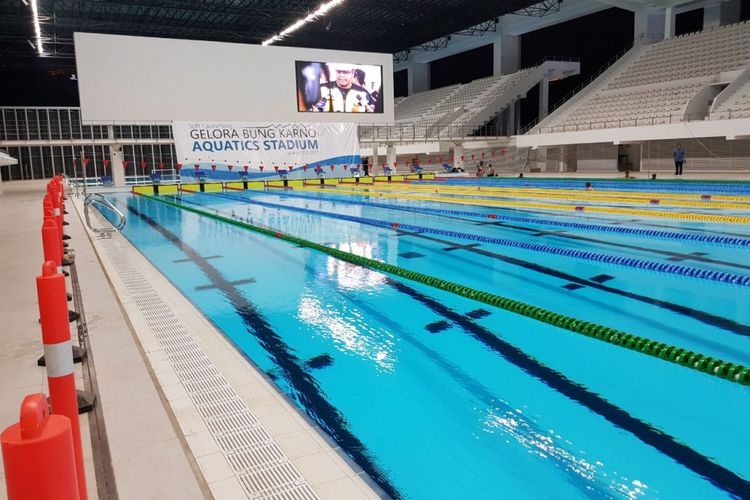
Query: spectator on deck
486,164,495,177
673,144,686,176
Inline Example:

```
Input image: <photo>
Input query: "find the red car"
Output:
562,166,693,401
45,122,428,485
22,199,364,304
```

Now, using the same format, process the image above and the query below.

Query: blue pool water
103,180,750,499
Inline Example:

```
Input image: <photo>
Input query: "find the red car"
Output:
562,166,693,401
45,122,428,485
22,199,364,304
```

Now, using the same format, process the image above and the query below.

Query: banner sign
173,121,360,179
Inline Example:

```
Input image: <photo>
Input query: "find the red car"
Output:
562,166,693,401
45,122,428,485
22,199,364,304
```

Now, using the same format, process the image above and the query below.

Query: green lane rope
138,193,750,386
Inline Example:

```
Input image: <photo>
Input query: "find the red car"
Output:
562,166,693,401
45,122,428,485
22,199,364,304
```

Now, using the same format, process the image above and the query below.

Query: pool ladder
84,193,126,237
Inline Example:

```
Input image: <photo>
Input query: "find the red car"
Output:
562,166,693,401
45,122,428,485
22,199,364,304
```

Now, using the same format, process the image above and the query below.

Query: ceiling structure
0,0,551,68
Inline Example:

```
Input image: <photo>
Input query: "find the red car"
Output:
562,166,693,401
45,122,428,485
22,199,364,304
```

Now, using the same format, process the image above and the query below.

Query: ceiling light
30,0,43,56
262,0,346,46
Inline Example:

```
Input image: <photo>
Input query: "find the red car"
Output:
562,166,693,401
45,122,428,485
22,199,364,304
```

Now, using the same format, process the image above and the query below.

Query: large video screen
296,61,383,113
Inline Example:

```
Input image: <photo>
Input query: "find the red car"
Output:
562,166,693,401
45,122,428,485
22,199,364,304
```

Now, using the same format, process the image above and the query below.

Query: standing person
673,143,686,176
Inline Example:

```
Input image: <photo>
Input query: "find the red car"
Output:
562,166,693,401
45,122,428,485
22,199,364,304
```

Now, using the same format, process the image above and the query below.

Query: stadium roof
0,0,549,67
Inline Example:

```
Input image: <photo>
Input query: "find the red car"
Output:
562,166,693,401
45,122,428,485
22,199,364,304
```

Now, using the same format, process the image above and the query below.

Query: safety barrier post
42,219,62,271
36,261,87,500
1,393,79,500
43,207,65,270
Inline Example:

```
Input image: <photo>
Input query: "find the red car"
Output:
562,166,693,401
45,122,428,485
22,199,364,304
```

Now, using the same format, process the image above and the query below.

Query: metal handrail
84,194,126,236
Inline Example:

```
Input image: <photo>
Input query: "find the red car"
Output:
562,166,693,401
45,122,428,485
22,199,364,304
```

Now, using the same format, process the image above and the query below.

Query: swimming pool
103,179,750,499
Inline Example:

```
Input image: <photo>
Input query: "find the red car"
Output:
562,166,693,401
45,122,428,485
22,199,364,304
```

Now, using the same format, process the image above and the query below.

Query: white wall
74,33,394,124
517,118,750,148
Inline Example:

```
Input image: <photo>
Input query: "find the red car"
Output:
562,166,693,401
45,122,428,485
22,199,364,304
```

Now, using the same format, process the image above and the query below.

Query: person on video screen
317,63,374,112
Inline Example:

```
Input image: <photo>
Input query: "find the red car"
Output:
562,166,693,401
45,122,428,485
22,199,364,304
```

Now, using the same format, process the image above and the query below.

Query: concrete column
704,3,722,28
558,145,567,172
702,0,741,29
538,78,549,120
664,6,675,39
493,35,520,76
386,144,396,169
107,126,126,187
110,146,126,187
453,144,464,171
634,9,665,39
506,101,517,135
408,63,430,95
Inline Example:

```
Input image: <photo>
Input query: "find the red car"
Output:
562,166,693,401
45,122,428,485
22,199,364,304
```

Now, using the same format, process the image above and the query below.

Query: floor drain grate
102,240,318,499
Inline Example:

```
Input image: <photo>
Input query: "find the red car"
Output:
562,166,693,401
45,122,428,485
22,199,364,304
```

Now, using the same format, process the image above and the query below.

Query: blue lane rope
236,189,750,247
441,179,750,195
199,192,750,287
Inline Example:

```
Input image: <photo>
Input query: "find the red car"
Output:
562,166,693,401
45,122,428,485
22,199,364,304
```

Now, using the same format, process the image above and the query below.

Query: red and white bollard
36,261,87,500
1,393,80,500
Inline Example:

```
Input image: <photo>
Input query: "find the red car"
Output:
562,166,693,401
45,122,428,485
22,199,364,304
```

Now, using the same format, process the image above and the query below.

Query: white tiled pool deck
0,180,381,500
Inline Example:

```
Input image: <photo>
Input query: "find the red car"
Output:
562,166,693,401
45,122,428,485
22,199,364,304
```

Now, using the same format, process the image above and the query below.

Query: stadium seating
537,21,750,133
392,69,534,129
711,78,750,119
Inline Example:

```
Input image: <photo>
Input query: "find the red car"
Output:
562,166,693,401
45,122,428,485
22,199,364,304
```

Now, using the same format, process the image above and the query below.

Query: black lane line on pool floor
336,191,750,238
396,230,750,339
227,191,750,269
385,278,750,498
485,220,750,271
281,189,750,239
368,198,750,270
126,203,400,500
300,263,616,497
179,194,750,340
293,235,749,497
150,193,750,496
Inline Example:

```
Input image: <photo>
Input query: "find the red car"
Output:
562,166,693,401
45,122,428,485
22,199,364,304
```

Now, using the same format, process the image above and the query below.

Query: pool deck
0,180,382,500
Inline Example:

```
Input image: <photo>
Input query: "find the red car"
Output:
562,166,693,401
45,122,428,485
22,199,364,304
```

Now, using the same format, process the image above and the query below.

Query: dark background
518,7,634,129
429,44,494,89
4,1,750,107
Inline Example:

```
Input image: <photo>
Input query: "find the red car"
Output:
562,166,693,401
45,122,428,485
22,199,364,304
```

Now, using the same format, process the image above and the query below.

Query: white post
453,144,464,171
386,145,396,172
538,78,549,120
664,6,675,39
110,146,126,187
407,63,430,95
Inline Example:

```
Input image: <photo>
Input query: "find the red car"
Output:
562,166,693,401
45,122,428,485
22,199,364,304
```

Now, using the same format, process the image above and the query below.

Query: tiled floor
74,191,382,499
1,180,383,499
0,180,99,499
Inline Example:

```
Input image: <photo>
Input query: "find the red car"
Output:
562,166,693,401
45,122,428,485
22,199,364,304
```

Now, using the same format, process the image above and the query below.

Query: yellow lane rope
295,186,750,224
335,183,750,210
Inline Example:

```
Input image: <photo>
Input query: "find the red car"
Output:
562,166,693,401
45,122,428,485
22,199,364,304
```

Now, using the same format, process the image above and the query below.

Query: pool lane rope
443,179,750,195
138,192,750,386
410,185,750,203
245,190,750,247
205,192,750,287
340,183,750,210
296,186,750,225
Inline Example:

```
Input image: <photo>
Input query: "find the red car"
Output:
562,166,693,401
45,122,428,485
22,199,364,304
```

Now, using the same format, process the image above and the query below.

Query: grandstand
366,60,578,142
532,21,750,133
